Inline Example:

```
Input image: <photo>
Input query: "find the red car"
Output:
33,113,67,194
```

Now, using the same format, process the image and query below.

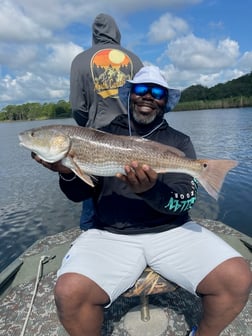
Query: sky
0,0,251,110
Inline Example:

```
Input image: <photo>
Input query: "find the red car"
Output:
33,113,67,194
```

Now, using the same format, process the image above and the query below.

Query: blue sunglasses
132,84,167,100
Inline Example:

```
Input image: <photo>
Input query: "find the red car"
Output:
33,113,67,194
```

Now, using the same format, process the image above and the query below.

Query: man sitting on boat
33,65,252,336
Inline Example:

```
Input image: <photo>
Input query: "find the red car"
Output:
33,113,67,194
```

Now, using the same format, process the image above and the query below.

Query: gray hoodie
70,13,143,129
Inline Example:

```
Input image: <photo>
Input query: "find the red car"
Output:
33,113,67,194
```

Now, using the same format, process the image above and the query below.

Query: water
166,108,252,237
0,108,251,272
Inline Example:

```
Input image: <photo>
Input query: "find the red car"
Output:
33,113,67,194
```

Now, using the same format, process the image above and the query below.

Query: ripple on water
0,197,81,272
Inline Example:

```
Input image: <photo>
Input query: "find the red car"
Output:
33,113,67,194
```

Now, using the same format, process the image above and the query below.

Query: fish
18,124,238,200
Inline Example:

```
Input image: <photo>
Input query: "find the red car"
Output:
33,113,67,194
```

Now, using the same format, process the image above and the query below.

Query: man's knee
221,257,252,296
54,273,86,315
54,273,109,313
197,257,252,297
232,258,252,296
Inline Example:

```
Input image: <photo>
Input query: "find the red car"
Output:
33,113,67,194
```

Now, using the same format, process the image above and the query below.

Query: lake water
0,108,251,272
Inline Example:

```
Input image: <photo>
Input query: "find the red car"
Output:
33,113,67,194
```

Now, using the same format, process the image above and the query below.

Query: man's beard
132,109,157,124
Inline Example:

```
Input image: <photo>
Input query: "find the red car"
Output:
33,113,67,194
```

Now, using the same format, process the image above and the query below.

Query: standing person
33,66,252,336
70,13,143,229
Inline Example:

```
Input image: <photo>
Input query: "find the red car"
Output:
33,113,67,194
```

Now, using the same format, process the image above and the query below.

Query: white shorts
57,221,241,306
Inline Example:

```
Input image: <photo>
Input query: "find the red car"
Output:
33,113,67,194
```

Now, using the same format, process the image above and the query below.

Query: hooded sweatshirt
70,13,143,129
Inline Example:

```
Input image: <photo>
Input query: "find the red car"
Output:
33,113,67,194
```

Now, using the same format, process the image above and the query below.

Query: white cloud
41,42,84,75
148,13,190,43
0,0,52,42
166,35,240,71
3,0,201,34
0,0,251,109
0,44,39,70
110,0,202,14
15,0,100,29
0,39,83,105
0,41,83,106
160,60,247,91
238,52,252,73
0,71,70,105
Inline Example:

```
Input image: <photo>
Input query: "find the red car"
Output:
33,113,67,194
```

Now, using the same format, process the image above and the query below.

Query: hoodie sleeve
69,55,90,127
137,173,198,215
138,135,198,215
59,173,94,202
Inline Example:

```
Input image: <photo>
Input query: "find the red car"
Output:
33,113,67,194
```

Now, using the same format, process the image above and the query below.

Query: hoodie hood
92,13,121,45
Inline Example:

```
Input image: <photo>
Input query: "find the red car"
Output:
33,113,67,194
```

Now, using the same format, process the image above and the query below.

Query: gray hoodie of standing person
70,13,143,129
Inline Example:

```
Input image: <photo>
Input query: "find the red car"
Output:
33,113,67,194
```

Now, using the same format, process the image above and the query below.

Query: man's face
130,84,168,124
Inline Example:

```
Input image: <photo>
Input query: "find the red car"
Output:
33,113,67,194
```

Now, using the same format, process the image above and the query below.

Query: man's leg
195,257,252,336
54,273,110,336
80,198,94,230
54,230,147,336
145,223,252,336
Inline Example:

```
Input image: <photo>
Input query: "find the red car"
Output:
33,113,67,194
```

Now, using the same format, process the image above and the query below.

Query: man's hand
31,152,72,174
116,161,157,193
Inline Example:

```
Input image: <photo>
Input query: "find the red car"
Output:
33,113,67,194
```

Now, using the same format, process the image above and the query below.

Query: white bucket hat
119,65,181,112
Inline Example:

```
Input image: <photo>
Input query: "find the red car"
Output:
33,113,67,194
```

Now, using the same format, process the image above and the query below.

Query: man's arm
59,173,94,202
70,57,89,127
116,161,198,215
139,173,198,215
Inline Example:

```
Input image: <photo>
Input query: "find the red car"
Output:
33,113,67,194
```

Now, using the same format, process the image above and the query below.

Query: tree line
0,100,71,122
176,71,252,111
1,72,252,122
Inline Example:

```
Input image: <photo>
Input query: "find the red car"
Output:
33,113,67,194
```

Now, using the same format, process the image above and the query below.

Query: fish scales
66,131,200,176
19,124,238,200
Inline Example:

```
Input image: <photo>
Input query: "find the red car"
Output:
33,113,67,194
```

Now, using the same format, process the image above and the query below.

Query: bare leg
54,273,110,336
195,257,252,336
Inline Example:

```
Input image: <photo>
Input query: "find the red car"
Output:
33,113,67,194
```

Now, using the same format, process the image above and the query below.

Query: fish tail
197,159,238,200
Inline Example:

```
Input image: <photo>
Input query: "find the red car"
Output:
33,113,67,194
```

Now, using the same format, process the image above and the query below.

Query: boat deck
1,219,251,336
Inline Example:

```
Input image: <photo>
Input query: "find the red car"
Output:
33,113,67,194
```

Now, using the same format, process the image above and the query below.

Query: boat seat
122,267,178,321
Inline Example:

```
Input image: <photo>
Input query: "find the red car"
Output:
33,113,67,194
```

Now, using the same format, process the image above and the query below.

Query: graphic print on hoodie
91,49,133,99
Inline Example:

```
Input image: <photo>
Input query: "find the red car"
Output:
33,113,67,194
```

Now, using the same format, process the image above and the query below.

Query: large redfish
19,125,238,200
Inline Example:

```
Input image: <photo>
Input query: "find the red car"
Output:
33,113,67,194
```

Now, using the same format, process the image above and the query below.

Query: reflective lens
132,84,167,100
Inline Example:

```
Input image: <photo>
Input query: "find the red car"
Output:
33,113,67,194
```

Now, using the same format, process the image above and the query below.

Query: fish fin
197,159,238,200
71,162,95,188
131,137,185,157
72,169,95,187
62,154,95,187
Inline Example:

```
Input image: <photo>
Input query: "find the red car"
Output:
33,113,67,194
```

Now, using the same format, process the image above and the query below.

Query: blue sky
0,0,251,109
